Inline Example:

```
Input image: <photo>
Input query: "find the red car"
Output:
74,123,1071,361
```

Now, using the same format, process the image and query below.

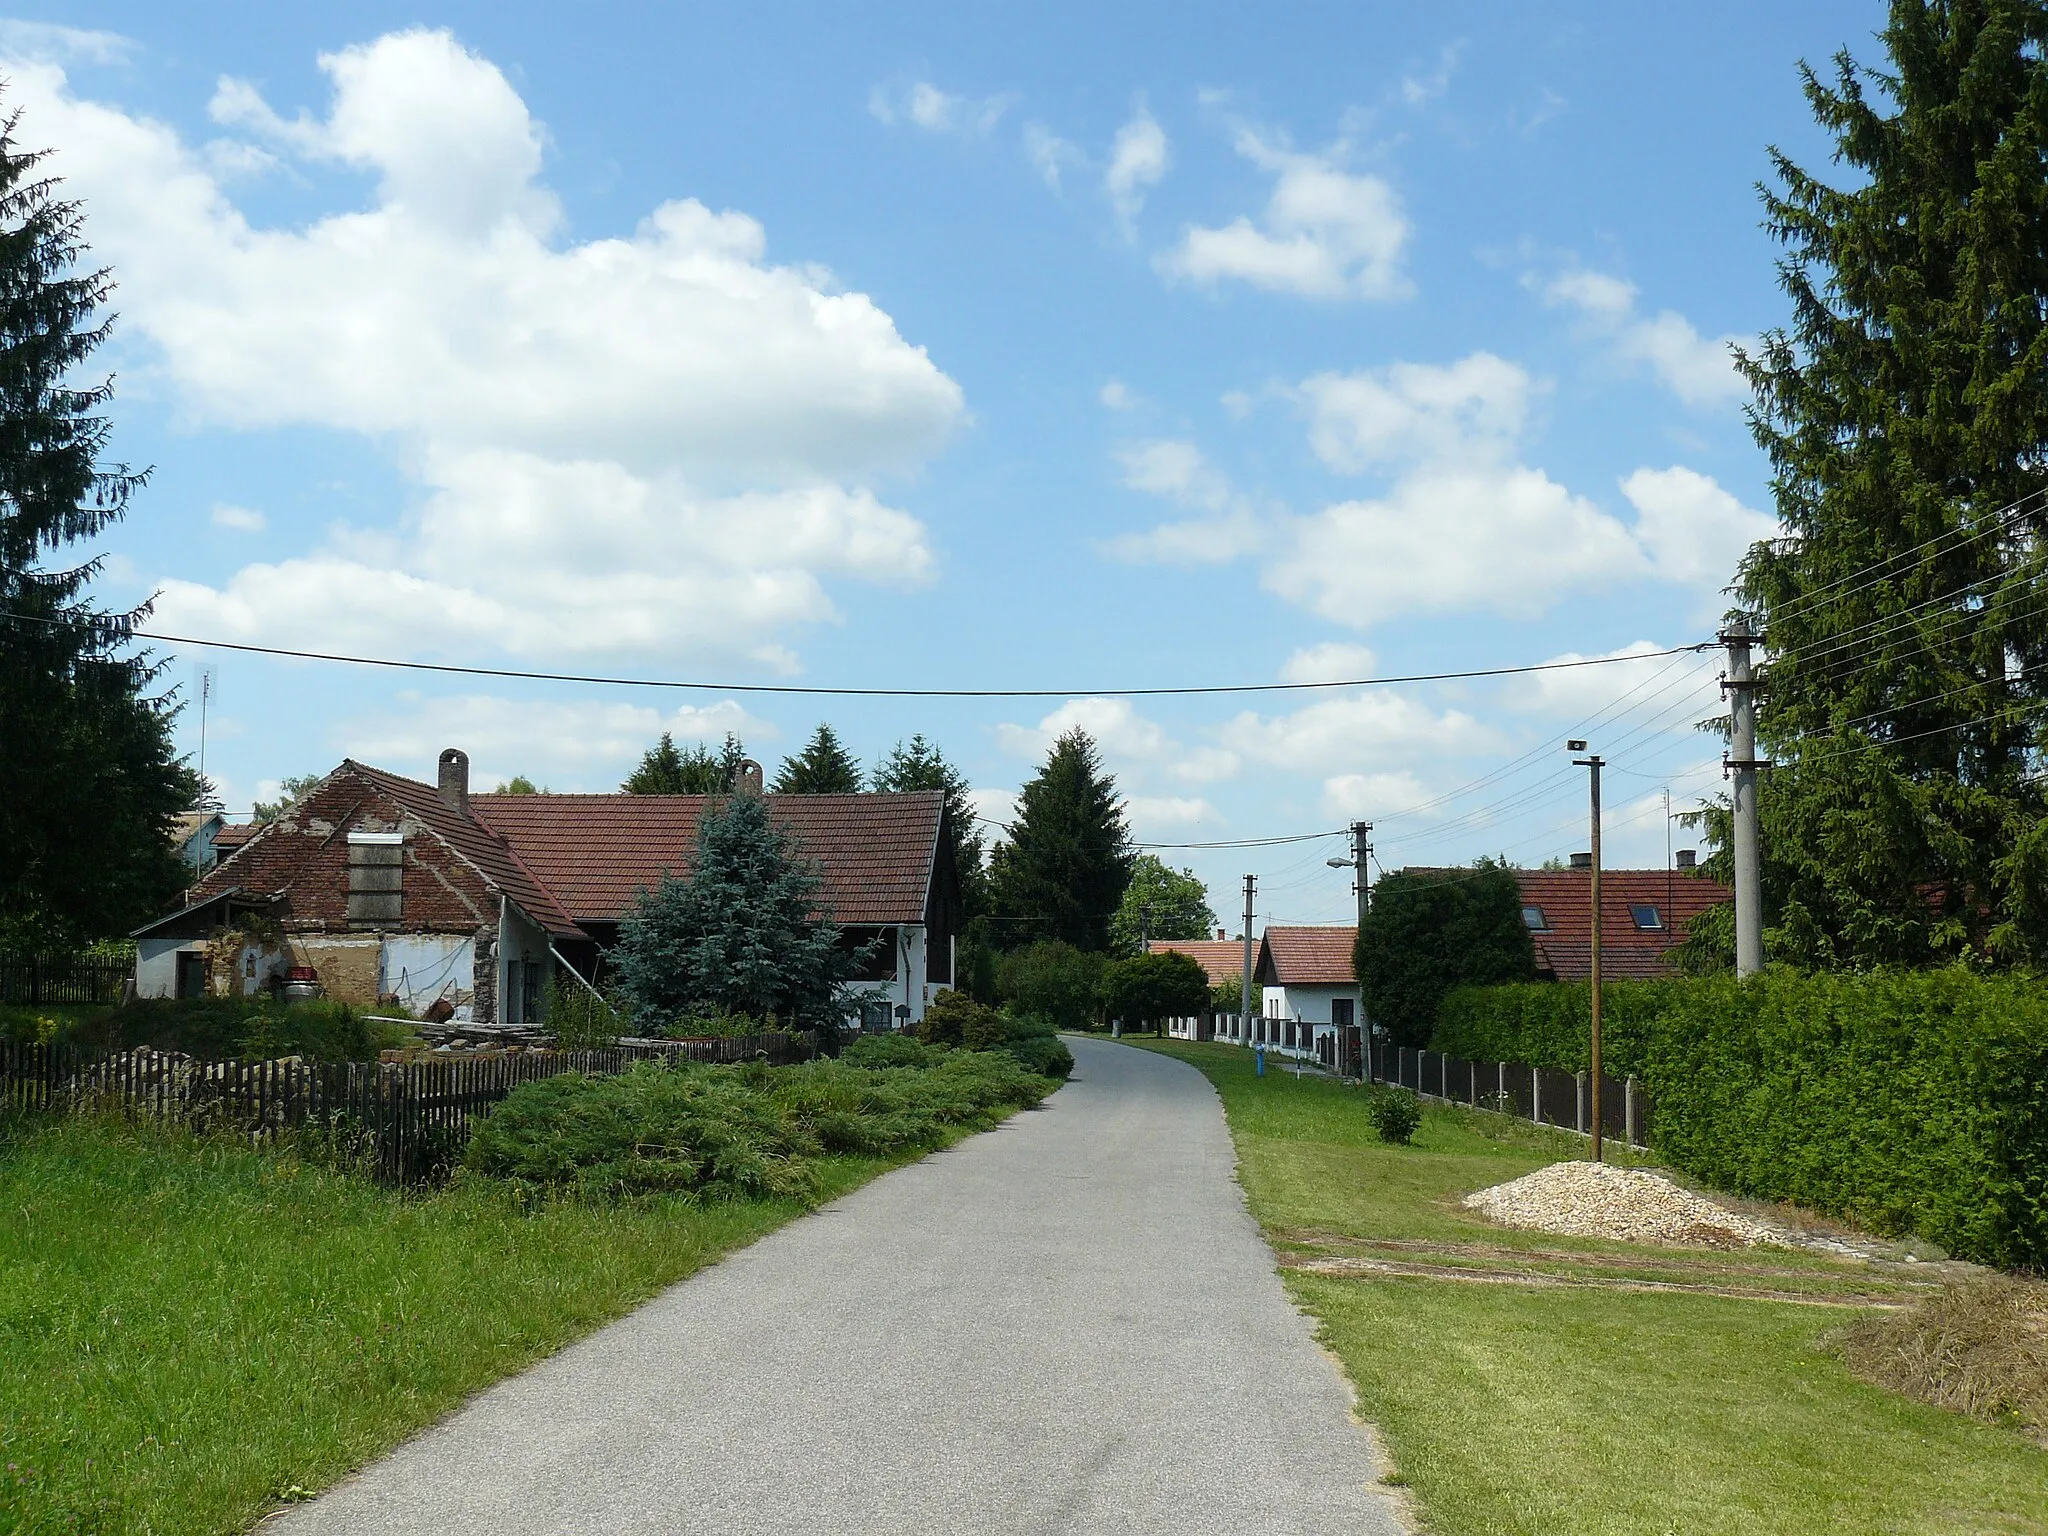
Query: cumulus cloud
1223,690,1498,773
1508,640,1721,722
1103,439,1267,564
337,695,768,790
17,30,964,665
1105,106,1168,232
1296,352,1531,471
1099,379,1140,411
1621,465,1778,587
1126,795,1221,830
1544,269,1751,408
1158,130,1409,301
0,20,133,64
870,80,1013,136
1322,770,1432,820
1279,642,1378,684
210,503,266,533
996,697,1170,763
1023,122,1083,189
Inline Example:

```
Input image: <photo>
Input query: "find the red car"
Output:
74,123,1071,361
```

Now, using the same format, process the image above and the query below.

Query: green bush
840,1033,939,1069
916,989,1007,1050
994,940,1104,1031
465,1049,1062,1201
10,996,413,1061
1429,968,2048,1268
1367,1087,1422,1145
1002,1034,1074,1080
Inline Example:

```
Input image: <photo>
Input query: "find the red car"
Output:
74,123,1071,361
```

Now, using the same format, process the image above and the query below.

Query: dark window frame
1630,903,1664,931
1522,905,1549,931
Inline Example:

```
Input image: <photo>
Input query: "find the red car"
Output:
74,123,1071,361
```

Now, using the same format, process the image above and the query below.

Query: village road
278,1036,1407,1535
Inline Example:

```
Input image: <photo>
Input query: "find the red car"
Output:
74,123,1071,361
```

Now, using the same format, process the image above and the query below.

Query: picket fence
0,952,129,1006
0,1031,816,1184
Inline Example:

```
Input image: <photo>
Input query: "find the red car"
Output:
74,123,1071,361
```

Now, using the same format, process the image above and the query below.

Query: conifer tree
0,103,192,946
871,733,987,912
988,729,1133,951
1727,1,2048,965
772,723,862,794
623,731,746,794
611,792,853,1028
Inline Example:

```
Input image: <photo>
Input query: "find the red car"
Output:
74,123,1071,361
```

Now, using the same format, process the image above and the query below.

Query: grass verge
0,1112,954,1536
1128,1038,2048,1535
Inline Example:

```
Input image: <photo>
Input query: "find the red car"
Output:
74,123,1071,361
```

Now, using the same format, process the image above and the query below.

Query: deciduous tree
1109,854,1217,955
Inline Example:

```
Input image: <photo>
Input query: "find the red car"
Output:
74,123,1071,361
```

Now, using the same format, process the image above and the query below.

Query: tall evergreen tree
0,104,192,947
611,792,854,1029
772,723,861,794
988,728,1133,951
623,731,746,794
1728,1,2048,965
871,733,987,913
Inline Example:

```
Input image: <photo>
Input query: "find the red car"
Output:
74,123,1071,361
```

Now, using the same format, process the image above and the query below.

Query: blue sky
17,3,1884,925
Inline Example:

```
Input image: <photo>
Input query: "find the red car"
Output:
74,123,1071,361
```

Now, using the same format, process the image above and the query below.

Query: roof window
1521,905,1548,931
1630,903,1664,931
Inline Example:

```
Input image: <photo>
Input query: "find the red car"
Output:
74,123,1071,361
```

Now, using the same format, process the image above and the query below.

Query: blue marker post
1254,1044,1265,1076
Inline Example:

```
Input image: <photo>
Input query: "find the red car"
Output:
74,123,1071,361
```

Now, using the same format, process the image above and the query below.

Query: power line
0,606,1710,701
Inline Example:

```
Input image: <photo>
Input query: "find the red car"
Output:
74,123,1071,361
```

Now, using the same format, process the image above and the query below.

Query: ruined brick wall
191,767,499,936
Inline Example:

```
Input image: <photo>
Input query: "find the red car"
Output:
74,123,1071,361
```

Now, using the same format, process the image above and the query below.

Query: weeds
1839,1275,2048,1440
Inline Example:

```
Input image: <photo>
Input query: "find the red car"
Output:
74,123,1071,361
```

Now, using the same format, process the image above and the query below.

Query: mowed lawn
0,1116,905,1536
1128,1038,2048,1536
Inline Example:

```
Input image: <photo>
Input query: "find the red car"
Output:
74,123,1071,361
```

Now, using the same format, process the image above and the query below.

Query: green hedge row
1431,968,2048,1269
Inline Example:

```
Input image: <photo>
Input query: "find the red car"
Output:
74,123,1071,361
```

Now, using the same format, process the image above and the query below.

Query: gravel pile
1463,1160,1789,1248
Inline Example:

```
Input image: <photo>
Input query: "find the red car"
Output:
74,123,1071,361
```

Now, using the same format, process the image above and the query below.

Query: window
1522,905,1549,931
1332,998,1355,1028
521,961,543,1024
1630,903,1664,931
346,831,404,925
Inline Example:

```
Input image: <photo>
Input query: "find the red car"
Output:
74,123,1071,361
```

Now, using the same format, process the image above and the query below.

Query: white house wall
843,922,934,1029
381,934,475,1015
135,938,187,999
498,903,553,1026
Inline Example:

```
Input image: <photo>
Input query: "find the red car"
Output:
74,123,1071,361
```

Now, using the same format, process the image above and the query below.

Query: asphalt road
279,1036,1407,1535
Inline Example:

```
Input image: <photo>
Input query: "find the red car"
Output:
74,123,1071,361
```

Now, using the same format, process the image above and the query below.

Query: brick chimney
438,748,469,813
1675,849,1697,870
734,758,764,797
1570,851,1592,870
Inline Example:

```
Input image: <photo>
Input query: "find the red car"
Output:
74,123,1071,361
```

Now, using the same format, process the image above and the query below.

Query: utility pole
1239,875,1256,1050
1721,616,1765,977
1327,821,1373,1079
1569,740,1605,1163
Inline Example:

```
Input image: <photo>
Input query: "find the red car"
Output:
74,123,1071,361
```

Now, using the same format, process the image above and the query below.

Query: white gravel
1463,1160,1789,1248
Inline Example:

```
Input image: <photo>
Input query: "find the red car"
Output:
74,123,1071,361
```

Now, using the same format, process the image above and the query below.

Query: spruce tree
871,733,987,912
988,729,1133,951
0,104,191,947
623,731,746,794
611,791,853,1029
1731,1,2048,965
772,723,862,794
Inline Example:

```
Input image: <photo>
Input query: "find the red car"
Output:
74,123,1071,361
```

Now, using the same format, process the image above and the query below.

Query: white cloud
210,503,266,532
337,695,768,790
1223,691,1498,773
1400,43,1463,106
1105,106,1168,232
18,31,963,665
870,80,1012,136
996,697,1170,763
1279,642,1377,684
1322,770,1431,819
0,20,133,64
1621,466,1778,587
1099,379,1140,411
1023,123,1082,189
1126,795,1221,830
1296,353,1532,472
1104,439,1266,564
1544,269,1750,408
1509,640,1721,721
1159,130,1409,301
968,786,1018,836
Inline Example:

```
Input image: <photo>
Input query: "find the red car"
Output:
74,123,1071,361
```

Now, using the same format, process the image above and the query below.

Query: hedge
1430,968,2048,1269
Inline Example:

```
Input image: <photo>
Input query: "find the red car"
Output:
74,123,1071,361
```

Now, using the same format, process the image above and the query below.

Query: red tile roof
1257,926,1357,986
470,791,945,926
1513,867,1729,982
213,822,256,852
1145,938,1246,986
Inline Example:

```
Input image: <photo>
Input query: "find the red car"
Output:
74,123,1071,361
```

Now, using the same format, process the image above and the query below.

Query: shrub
465,1049,1061,1201
545,977,622,1050
1003,1034,1074,1080
19,996,413,1061
994,940,1104,1031
1100,950,1212,1033
1428,968,2048,1268
841,1033,939,1069
1367,1087,1422,1145
916,989,1006,1050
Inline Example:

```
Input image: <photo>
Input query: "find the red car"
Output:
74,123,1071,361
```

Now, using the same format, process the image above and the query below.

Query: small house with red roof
1511,854,1728,981
1143,932,1245,987
1255,925,1361,1064
133,748,962,1030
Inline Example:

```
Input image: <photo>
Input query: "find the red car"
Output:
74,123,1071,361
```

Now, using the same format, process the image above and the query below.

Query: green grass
0,1115,923,1536
1129,1039,2048,1536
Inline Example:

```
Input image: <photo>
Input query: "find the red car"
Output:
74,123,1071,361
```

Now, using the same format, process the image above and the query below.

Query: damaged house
132,749,962,1028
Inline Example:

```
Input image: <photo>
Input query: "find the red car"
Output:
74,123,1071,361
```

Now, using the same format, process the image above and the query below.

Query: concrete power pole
1238,875,1257,1048
1722,617,1765,977
1570,741,1605,1164
1350,822,1372,1080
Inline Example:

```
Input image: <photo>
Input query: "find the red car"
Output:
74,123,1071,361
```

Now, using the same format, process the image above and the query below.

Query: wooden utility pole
1570,741,1605,1163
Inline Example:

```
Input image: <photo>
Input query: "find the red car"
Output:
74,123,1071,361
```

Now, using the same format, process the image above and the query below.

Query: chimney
1217,928,1228,942
734,758,764,797
1569,851,1592,870
1675,849,1697,870
437,748,469,814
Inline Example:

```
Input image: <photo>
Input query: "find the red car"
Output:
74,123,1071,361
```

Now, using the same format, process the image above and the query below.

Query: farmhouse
1255,926,1361,1064
132,749,961,1029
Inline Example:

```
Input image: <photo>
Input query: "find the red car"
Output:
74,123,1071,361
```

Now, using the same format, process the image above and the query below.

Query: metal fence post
1575,1071,1587,1135
1625,1076,1640,1147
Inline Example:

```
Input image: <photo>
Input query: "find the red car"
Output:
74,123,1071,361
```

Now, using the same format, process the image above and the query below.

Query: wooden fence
0,1031,816,1184
0,952,130,1006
